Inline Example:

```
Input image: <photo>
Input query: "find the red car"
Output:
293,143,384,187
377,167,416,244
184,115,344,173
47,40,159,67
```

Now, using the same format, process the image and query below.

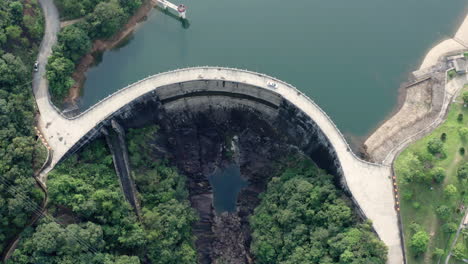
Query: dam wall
37,68,402,263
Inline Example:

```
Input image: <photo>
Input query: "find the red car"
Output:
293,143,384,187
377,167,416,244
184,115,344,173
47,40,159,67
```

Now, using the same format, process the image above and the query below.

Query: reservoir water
81,0,467,137
207,164,247,213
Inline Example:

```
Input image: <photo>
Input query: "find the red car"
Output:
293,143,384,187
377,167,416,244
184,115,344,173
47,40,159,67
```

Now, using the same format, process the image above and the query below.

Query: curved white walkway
35,67,403,263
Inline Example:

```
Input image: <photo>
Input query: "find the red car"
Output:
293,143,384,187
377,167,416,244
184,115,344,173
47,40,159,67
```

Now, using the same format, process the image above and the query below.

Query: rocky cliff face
106,88,344,263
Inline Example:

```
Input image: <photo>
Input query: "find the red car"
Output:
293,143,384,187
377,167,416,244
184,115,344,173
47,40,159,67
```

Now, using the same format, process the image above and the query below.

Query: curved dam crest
34,67,402,263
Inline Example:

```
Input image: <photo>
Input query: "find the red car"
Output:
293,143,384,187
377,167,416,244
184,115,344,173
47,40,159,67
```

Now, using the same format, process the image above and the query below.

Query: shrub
444,184,457,198
457,163,468,181
448,69,457,79
412,201,420,209
410,231,429,255
457,113,464,122
442,222,457,233
427,138,444,156
440,133,447,142
433,248,444,258
460,147,465,155
453,242,467,260
431,167,445,183
402,190,413,200
409,223,422,233
436,205,451,220
459,127,468,140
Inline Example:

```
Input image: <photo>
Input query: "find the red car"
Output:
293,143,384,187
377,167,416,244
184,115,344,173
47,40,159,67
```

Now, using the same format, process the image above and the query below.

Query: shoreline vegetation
0,0,47,258
47,0,158,105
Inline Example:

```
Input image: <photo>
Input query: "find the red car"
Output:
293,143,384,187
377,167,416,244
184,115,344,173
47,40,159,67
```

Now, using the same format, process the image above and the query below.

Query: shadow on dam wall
66,80,354,263
109,82,344,187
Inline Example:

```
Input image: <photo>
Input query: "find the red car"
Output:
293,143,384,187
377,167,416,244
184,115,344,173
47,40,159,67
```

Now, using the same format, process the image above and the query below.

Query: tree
395,152,422,184
118,0,142,13
56,25,91,62
444,184,457,198
435,205,451,220
431,167,445,183
409,222,423,233
9,1,23,23
457,163,468,181
442,222,457,233
87,0,126,39
427,138,444,155
5,25,22,41
440,133,447,142
463,91,468,105
410,231,429,255
0,29,6,45
459,127,468,141
433,248,444,258
46,55,75,99
0,53,28,88
452,242,467,260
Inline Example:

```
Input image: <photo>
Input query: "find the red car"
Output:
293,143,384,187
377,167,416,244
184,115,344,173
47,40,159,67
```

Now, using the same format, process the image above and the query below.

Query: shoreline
363,12,468,163
64,0,158,104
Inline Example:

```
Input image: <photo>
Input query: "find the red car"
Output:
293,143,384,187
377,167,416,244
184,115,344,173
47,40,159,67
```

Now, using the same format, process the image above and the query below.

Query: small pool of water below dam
207,164,248,213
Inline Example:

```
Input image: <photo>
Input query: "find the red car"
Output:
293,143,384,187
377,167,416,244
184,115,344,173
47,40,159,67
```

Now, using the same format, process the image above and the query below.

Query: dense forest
48,0,142,102
8,126,197,263
126,125,198,264
0,0,45,255
250,158,388,264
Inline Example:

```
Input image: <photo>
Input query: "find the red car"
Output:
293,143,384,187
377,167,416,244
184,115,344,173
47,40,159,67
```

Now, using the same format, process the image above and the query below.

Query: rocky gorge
103,82,354,263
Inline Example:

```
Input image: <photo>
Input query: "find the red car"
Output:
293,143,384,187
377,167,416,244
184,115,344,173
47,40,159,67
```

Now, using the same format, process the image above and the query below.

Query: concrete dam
34,67,403,263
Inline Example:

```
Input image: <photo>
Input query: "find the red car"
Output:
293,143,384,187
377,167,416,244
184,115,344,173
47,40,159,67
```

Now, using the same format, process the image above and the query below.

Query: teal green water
207,164,247,213
81,0,467,137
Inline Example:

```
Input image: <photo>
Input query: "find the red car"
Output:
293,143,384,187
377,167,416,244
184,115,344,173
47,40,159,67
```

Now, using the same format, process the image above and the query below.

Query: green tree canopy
444,184,458,198
410,230,429,255
250,159,387,264
457,162,468,181
87,0,126,39
427,138,444,155
56,25,91,62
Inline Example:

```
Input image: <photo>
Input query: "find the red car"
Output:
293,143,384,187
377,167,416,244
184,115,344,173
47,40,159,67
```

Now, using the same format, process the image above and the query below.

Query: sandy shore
419,14,468,70
365,12,468,164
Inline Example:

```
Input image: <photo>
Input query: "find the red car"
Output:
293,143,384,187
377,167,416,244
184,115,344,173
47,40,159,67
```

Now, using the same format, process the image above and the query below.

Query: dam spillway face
105,80,349,263
61,79,369,263
114,79,344,182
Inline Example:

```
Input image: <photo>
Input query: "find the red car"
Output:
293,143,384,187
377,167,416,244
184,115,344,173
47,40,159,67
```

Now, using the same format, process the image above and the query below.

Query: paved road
34,0,59,97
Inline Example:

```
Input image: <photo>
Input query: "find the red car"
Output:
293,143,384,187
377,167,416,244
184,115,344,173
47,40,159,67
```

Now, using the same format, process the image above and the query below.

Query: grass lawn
395,85,468,263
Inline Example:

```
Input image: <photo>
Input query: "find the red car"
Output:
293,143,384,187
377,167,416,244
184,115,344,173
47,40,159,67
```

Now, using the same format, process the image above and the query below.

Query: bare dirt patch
364,70,447,163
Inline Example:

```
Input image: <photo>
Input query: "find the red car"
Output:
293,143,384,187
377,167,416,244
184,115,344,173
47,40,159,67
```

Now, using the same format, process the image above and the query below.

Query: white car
267,82,277,89
34,61,39,72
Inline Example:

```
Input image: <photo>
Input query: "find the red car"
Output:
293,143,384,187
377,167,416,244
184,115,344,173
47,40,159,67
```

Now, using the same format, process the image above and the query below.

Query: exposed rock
109,92,343,263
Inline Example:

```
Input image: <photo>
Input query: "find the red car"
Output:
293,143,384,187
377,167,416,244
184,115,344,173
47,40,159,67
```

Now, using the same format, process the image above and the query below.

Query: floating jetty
156,0,187,19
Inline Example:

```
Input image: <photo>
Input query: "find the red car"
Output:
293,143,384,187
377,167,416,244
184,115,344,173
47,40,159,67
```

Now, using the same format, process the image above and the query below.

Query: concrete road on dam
34,0,403,262
32,67,404,263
